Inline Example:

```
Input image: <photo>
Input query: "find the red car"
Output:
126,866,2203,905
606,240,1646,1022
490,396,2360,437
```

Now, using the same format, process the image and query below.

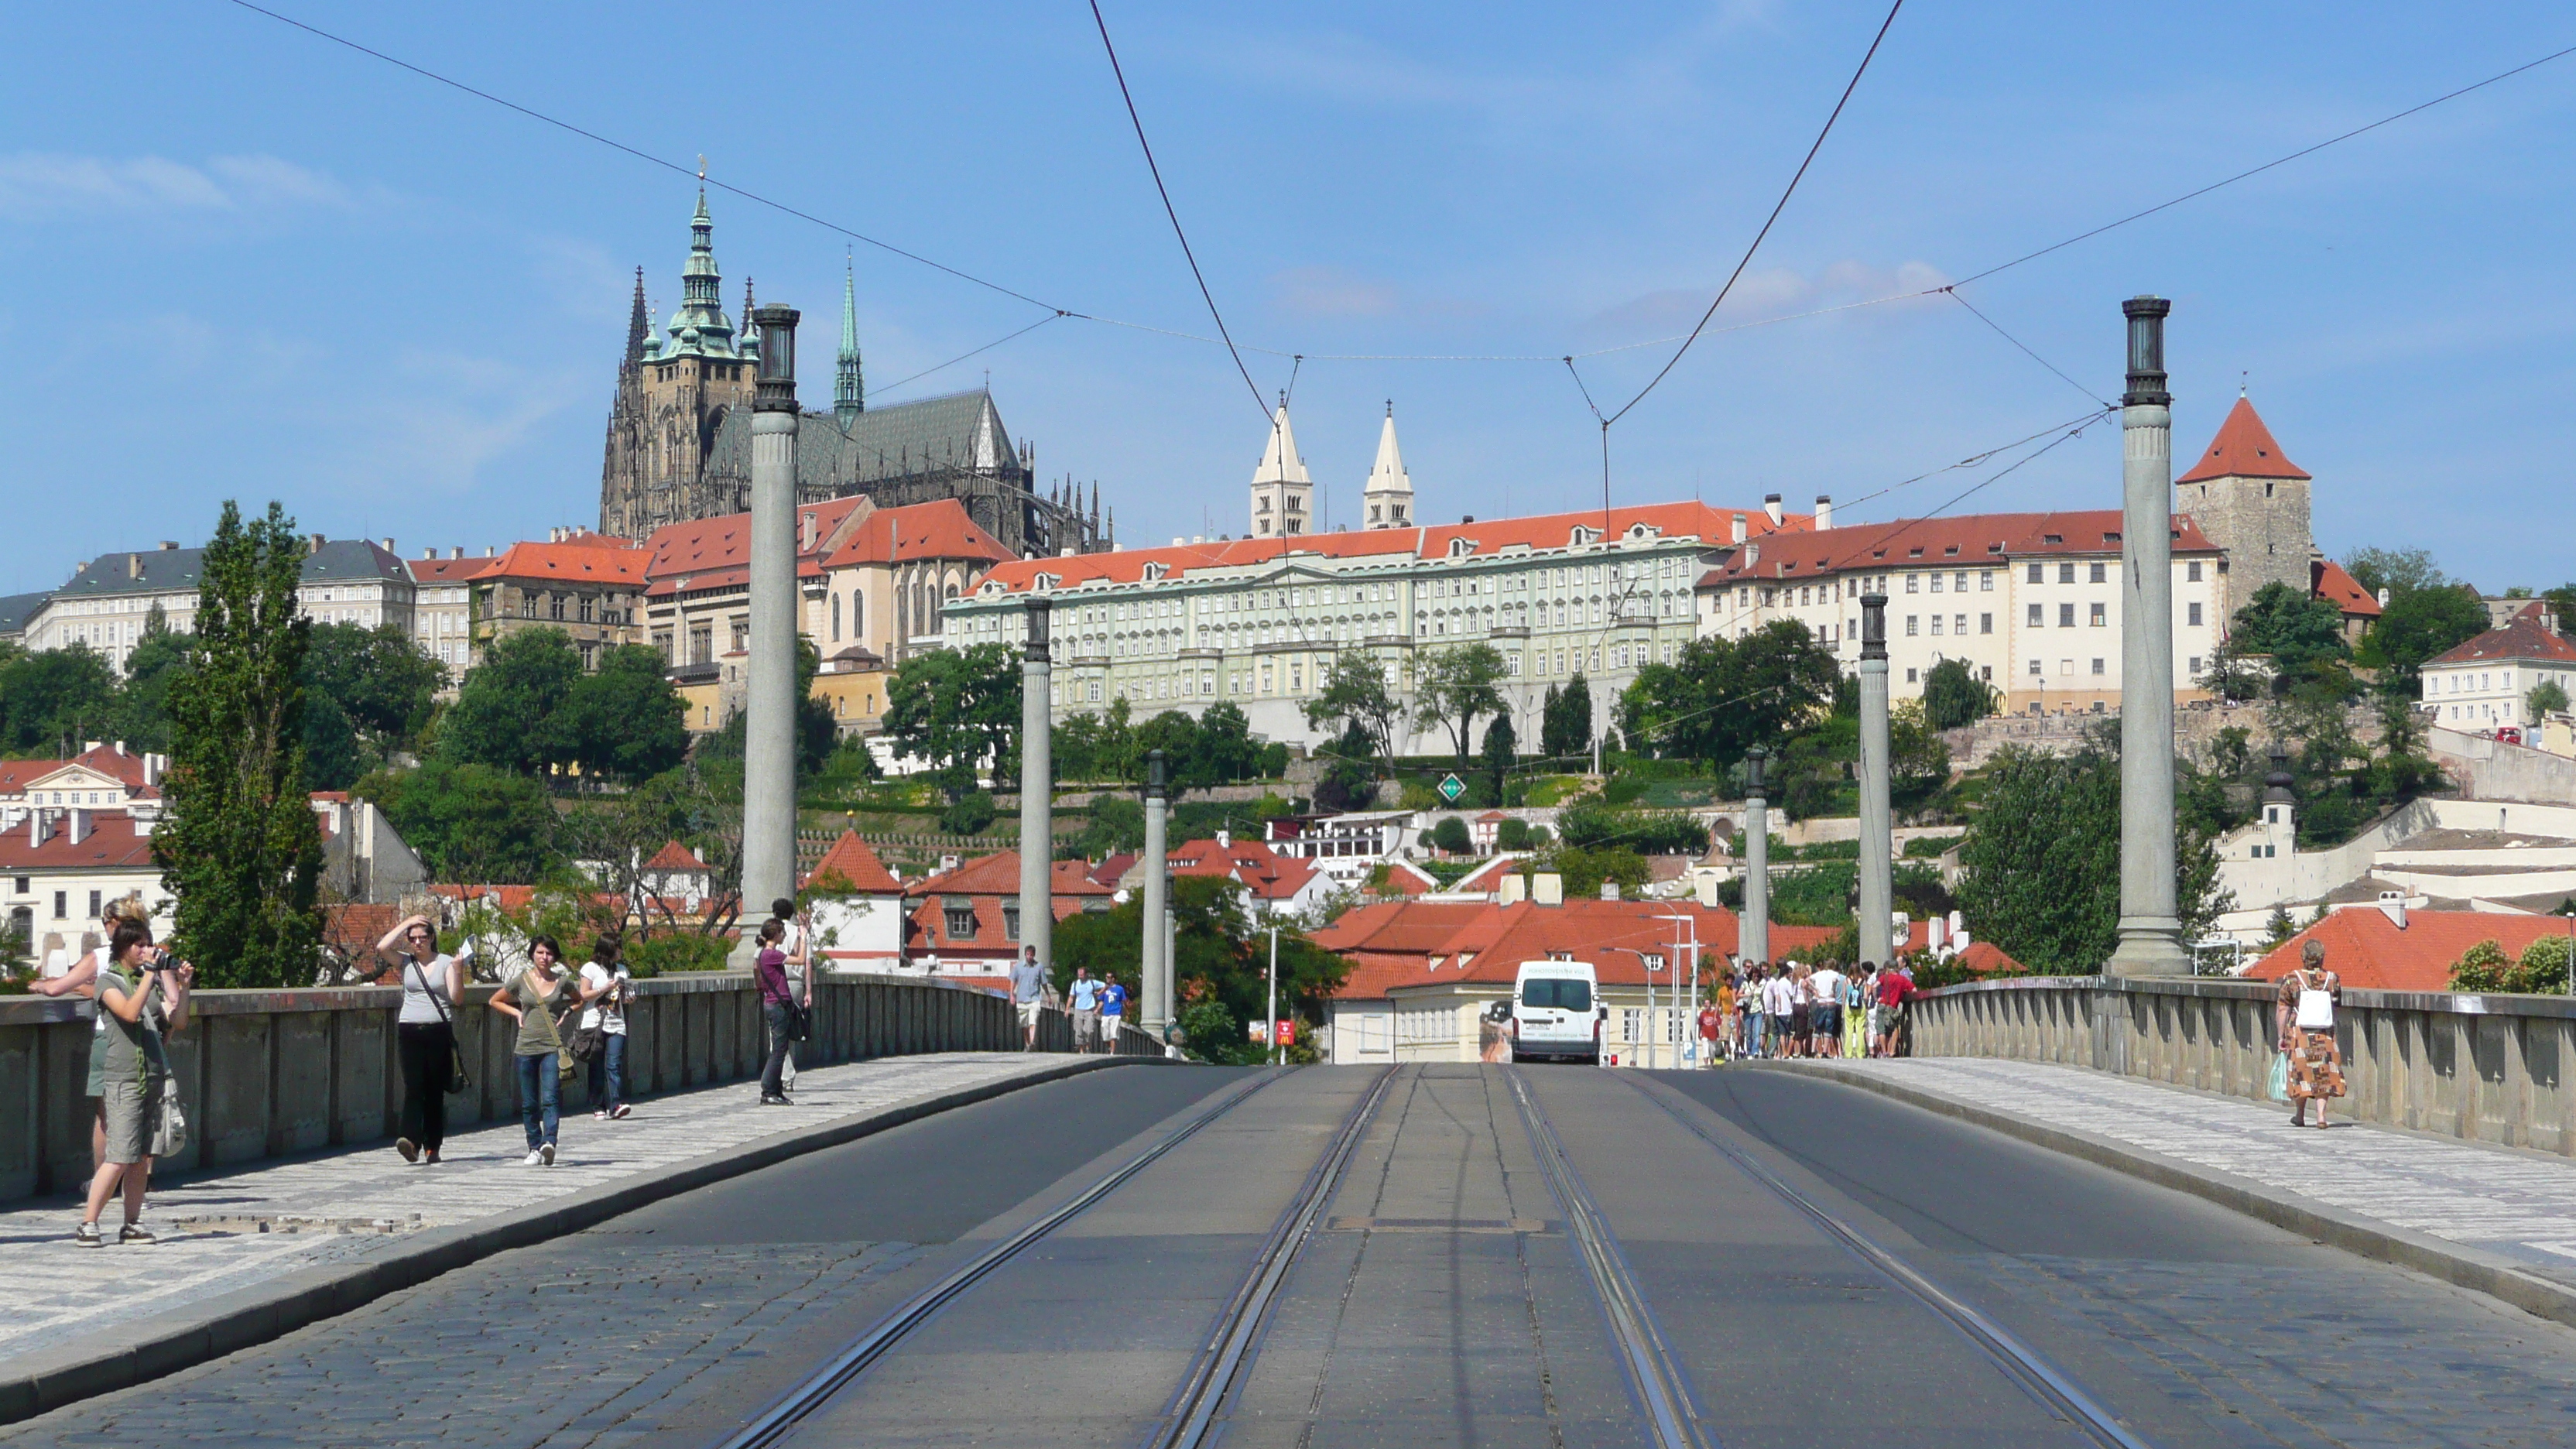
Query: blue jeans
516,1052,560,1150
587,1033,626,1111
1745,1013,1766,1057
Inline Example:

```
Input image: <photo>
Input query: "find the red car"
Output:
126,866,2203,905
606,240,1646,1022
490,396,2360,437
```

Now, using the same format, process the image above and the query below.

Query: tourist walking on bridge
491,935,569,1164
382,913,462,1165
577,934,633,1122
1098,972,1126,1050
2278,940,2345,1129
1067,967,1102,1053
35,899,145,1178
755,920,796,1105
1011,946,1048,1050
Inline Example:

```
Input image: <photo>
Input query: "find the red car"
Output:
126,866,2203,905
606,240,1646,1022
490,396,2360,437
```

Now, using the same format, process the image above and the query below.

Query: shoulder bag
412,959,473,1094
2294,971,2336,1032
150,1079,190,1158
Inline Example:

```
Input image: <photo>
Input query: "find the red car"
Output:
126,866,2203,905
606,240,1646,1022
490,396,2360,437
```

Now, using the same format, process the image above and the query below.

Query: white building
23,536,419,674
2,810,170,971
408,548,493,677
1248,403,1315,539
2421,605,2576,731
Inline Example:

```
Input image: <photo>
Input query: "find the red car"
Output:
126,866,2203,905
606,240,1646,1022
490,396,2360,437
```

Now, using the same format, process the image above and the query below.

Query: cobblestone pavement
0,1242,926,1449
0,1052,1069,1359
1822,1058,2576,1284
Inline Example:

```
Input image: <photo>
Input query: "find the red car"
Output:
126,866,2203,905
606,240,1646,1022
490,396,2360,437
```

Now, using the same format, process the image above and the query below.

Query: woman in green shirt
80,920,192,1246
488,934,568,1167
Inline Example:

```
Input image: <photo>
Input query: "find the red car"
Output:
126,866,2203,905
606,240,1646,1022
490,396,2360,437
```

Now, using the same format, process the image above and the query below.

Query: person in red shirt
1870,961,1914,1057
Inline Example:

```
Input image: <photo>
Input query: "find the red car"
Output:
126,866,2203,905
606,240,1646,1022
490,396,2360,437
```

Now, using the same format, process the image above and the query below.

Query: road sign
1437,773,1465,803
1274,1019,1296,1045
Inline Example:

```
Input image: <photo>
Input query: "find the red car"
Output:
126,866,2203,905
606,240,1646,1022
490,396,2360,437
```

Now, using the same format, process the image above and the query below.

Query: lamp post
1266,923,1279,1066
1017,598,1053,981
1652,913,1704,1068
1857,593,1893,971
1141,748,1170,1041
1743,746,1770,971
739,303,801,940
2108,295,2191,977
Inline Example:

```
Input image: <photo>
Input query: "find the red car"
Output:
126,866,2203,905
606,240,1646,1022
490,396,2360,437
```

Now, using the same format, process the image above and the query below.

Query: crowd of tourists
1707,956,1922,1061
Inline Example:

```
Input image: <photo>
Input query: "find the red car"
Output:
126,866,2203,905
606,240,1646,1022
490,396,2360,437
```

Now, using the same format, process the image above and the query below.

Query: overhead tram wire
1086,0,1271,422
1944,292,2108,408
868,313,1067,402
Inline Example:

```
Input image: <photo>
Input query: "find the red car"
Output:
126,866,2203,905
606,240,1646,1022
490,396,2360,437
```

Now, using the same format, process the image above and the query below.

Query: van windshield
1520,978,1592,1012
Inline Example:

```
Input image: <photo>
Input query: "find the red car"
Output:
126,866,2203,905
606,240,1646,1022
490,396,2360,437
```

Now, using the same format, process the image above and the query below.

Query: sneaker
760,1094,791,1106
396,1137,420,1163
523,1149,545,1166
594,1109,607,1121
540,1142,557,1166
74,1221,103,1249
611,1104,632,1120
423,1149,441,1165
119,1222,156,1245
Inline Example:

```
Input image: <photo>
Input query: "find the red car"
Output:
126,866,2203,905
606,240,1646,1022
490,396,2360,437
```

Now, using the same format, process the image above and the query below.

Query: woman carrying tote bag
2275,938,2345,1130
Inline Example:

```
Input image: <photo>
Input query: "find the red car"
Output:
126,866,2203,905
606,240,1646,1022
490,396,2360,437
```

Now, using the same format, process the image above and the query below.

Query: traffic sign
1437,772,1465,803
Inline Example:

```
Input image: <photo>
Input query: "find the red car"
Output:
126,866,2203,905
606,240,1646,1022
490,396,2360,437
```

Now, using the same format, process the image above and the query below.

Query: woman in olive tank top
488,935,568,1166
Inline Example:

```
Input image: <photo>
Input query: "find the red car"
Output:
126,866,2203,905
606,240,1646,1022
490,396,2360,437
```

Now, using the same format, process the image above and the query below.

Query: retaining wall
0,974,1158,1201
1911,975,2576,1156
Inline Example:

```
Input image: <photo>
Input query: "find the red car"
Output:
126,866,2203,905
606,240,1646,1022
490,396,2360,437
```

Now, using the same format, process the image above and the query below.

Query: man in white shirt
1808,962,1846,1057
1758,968,1797,1060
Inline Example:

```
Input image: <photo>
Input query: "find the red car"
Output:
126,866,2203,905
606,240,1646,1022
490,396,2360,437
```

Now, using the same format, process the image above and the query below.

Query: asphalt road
11,1063,2576,1448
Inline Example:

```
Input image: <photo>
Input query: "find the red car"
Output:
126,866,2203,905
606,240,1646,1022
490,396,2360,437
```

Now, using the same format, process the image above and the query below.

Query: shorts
1870,1005,1897,1035
1789,1003,1810,1036
1016,1001,1044,1029
1101,1015,1123,1044
1074,1007,1101,1041
102,1076,163,1165
1767,1013,1793,1040
1812,1005,1841,1037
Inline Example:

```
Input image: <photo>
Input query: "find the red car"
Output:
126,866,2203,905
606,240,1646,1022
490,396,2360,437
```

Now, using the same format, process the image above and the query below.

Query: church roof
820,499,1013,570
1363,407,1410,496
1252,404,1310,486
2177,397,2310,483
704,389,1023,499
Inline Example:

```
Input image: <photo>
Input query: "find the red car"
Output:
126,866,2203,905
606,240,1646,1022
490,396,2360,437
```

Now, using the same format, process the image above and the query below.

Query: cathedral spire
836,256,865,426
663,187,742,358
1362,400,1413,529
624,268,649,365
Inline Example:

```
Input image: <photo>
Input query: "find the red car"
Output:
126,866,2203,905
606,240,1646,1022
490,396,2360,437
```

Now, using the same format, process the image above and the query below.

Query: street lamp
1652,913,1704,1068
1605,945,1670,1069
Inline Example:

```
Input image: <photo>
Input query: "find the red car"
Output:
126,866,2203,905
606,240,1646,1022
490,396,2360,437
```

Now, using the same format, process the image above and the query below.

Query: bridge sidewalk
1761,1057,2576,1327
0,1050,1145,1423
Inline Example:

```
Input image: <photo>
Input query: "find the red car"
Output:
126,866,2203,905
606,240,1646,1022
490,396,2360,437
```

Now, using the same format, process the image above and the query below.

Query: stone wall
1910,975,2576,1156
0,974,1156,1202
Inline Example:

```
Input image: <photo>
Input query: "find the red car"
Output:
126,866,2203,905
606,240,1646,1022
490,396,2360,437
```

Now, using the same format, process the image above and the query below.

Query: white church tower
1249,399,1312,537
1362,402,1413,529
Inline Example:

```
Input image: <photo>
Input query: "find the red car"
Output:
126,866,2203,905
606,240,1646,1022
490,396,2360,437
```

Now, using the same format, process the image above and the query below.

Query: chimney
126,555,143,581
69,810,91,846
1599,880,1621,901
83,741,101,755
158,540,178,550
421,547,435,560
2377,587,2391,608
381,538,395,553
1696,873,1719,909
2377,890,2408,929
1732,514,1748,545
450,546,464,560
1763,495,1784,528
1499,874,1527,906
112,740,125,755
309,533,326,553
28,811,42,846
1926,915,1946,951
1215,829,1230,850
145,752,164,786
1533,872,1564,906
1060,546,1075,557
1814,495,1833,531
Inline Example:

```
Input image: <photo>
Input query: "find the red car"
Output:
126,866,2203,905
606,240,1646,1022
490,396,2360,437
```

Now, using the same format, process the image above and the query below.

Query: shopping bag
2266,1051,2291,1103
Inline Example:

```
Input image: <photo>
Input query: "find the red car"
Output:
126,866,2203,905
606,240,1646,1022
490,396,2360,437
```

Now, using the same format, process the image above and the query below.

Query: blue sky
6,2,2573,595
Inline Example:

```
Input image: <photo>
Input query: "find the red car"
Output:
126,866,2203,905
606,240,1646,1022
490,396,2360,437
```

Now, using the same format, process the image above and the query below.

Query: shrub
1496,817,1535,851
1430,817,1472,855
939,790,999,835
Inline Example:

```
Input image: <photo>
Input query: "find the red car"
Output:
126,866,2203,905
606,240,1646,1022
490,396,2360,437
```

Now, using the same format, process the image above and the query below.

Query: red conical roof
2177,396,2309,483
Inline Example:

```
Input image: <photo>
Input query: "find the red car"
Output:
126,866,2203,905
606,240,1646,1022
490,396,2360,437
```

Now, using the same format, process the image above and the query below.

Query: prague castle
598,192,1106,558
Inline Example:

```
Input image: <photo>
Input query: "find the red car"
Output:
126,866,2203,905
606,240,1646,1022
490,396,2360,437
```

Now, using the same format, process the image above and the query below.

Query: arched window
830,593,841,641
849,591,863,642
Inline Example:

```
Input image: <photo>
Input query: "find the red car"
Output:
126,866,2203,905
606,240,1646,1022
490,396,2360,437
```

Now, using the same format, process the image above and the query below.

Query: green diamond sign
1437,773,1466,803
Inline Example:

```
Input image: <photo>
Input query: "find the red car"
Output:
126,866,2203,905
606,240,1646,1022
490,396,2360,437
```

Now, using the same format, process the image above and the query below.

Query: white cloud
1582,258,1951,338
0,152,385,217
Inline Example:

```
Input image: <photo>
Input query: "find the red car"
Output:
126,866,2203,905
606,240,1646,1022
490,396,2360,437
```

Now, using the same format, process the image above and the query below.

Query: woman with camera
33,899,149,1179
576,933,633,1121
488,934,569,1166
380,913,463,1165
78,919,192,1246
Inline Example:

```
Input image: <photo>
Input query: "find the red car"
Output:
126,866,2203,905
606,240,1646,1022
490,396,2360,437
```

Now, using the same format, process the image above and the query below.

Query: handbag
2295,979,2334,1031
568,1024,606,1064
2266,1050,2292,1102
149,1081,190,1158
411,960,473,1094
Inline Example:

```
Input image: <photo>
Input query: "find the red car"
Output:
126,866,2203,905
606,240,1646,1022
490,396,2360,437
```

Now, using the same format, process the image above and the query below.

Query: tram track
714,1064,1394,1449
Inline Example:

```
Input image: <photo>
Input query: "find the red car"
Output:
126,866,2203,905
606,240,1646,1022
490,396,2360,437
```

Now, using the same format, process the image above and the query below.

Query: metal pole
1742,747,1770,971
1017,598,1053,978
1857,594,1893,971
2108,295,2191,977
738,303,801,951
1266,923,1279,1066
1141,749,1170,1040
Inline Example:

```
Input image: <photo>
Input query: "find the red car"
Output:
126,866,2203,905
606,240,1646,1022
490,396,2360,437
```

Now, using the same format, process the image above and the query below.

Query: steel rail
1625,1074,2156,1449
1151,1064,1400,1448
1509,1070,1717,1449
714,1067,1288,1449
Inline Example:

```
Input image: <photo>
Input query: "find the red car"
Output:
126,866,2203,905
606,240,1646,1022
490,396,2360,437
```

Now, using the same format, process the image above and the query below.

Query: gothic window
831,594,841,641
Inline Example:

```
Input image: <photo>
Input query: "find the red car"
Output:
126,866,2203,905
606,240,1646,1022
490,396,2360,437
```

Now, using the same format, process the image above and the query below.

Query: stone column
2108,295,2191,977
1140,749,1170,1039
1742,746,1769,967
1857,593,1893,968
1017,598,1053,974
740,304,802,930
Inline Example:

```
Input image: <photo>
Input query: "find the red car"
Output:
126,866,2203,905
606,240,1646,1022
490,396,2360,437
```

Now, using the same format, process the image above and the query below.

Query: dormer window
1142,562,1169,581
1448,537,1475,558
1569,526,1601,546
1032,573,1060,591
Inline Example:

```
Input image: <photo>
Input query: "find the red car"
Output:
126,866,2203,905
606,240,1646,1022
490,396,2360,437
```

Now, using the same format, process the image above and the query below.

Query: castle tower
835,259,865,427
1361,402,1413,529
598,190,759,536
2175,395,2314,625
1249,400,1311,538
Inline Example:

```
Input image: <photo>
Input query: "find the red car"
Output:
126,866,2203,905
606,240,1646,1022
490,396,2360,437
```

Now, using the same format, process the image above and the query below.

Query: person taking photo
78,920,192,1246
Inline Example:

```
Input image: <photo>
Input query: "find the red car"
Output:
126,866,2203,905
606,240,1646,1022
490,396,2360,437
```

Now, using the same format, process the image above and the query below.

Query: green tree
114,605,191,753
1536,844,1649,900
2545,584,2576,640
1481,714,1516,805
881,642,1019,796
1053,697,1136,784
1889,701,1955,815
303,622,444,751
2530,679,2571,718
1304,654,1400,770
440,627,582,774
1618,620,1838,771
1414,643,1509,765
2342,546,2449,601
562,643,690,783
1194,700,1262,786
1430,816,1472,854
1920,658,1998,732
0,643,118,754
1541,674,1593,763
1053,875,1346,1063
302,694,365,792
2359,584,2488,690
2227,581,2349,681
699,636,860,786
154,502,324,988
357,758,558,883
1134,710,1206,794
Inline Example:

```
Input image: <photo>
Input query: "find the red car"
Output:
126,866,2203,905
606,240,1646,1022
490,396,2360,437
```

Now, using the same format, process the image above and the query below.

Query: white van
1509,960,1601,1064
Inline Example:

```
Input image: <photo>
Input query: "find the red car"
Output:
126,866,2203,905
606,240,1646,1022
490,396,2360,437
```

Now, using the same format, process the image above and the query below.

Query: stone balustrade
1910,974,2576,1156
0,973,1157,1201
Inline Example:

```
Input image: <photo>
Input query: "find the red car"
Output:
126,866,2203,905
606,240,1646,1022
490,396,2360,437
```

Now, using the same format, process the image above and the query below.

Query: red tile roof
803,831,904,894
968,501,1810,595
641,495,872,598
820,498,1015,570
904,851,1117,955
1167,837,1321,902
2177,396,2309,483
2248,908,2576,993
644,840,710,872
477,536,652,587
2311,558,2382,619
1313,896,1840,999
0,811,156,870
2427,614,2576,668
1705,510,2218,581
408,555,495,583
